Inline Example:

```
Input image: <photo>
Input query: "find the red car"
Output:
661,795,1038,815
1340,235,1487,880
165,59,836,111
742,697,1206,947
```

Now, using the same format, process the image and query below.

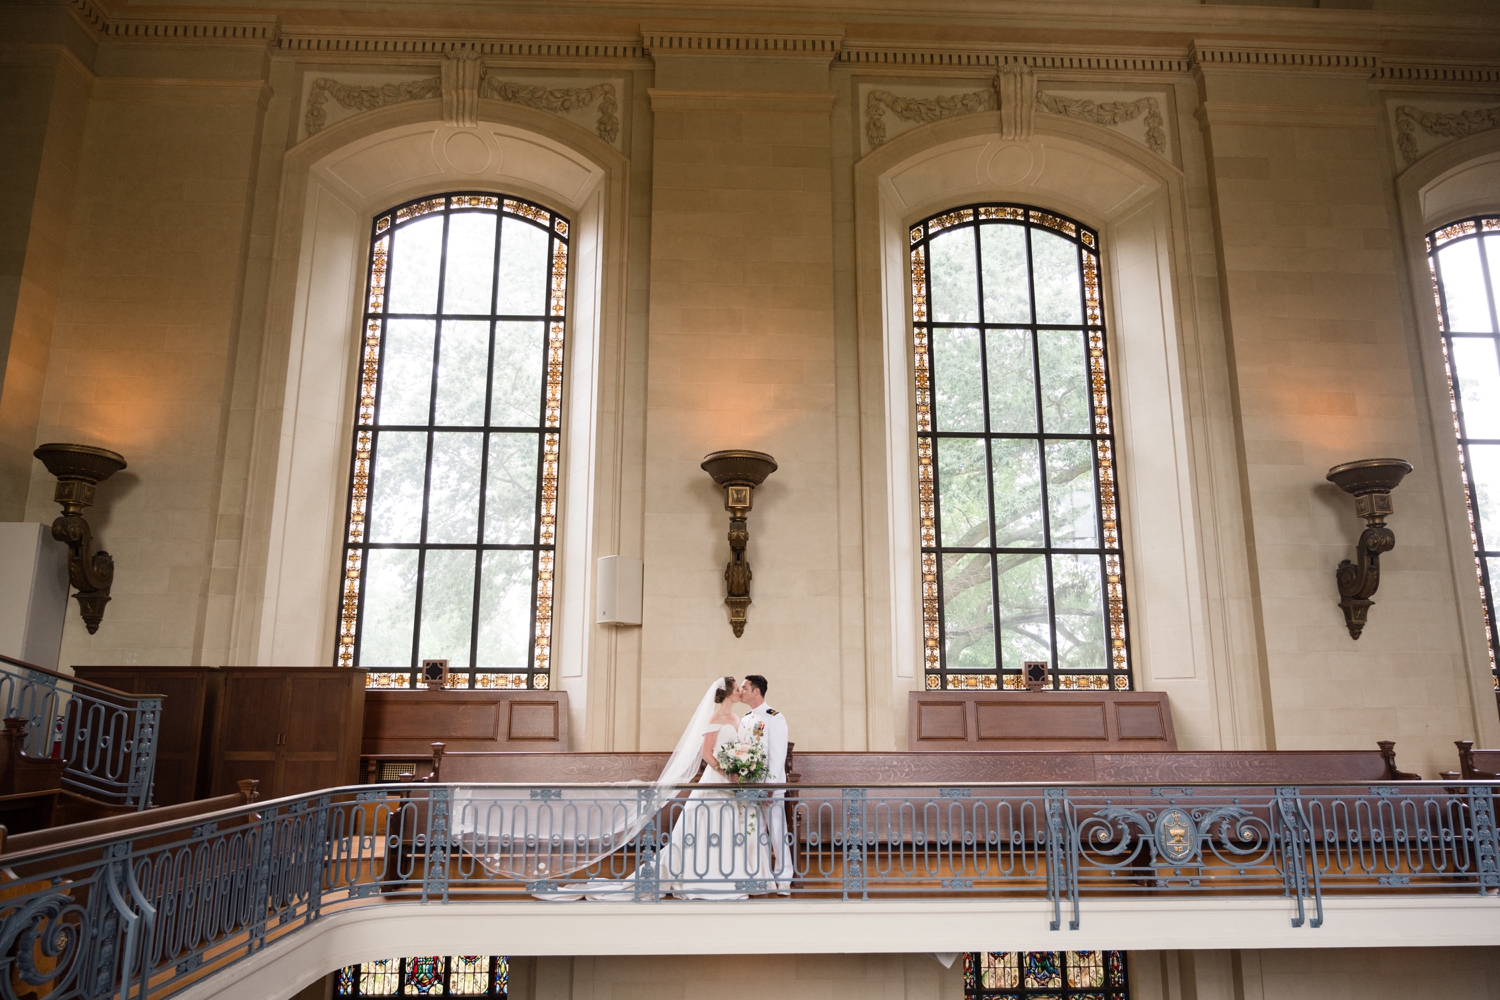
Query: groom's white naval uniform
743,701,792,891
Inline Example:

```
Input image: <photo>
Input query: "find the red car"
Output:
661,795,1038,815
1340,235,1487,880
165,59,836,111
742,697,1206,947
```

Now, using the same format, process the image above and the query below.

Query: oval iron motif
1155,807,1197,865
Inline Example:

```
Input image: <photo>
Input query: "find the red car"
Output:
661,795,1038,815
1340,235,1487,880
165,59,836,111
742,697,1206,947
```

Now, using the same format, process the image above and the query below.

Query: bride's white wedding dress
458,680,776,901
659,723,775,900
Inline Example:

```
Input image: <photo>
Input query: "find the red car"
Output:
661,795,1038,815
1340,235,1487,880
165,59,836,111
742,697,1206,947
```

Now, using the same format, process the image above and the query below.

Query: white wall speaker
596,555,643,626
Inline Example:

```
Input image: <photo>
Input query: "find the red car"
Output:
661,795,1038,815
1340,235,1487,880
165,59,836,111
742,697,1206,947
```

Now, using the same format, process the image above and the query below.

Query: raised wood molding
648,88,837,114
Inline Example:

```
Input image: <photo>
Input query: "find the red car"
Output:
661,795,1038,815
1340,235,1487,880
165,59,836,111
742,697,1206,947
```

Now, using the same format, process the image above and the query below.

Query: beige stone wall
0,2,1498,777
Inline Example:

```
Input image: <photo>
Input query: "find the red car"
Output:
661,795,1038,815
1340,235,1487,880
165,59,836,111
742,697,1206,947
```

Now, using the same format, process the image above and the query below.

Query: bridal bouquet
715,729,769,784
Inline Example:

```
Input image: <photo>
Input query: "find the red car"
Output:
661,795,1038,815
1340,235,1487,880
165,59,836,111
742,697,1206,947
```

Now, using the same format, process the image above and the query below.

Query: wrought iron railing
0,780,1495,1000
0,656,160,808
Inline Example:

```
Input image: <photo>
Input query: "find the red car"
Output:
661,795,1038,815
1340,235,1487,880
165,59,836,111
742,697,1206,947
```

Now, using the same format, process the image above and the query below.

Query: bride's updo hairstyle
714,676,736,704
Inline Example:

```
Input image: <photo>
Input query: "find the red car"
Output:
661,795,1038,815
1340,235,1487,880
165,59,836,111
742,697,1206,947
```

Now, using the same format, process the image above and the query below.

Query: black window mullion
1024,224,1060,685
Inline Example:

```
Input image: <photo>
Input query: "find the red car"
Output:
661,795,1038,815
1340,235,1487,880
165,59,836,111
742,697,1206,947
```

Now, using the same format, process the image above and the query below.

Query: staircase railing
0,655,160,809
0,779,1494,1000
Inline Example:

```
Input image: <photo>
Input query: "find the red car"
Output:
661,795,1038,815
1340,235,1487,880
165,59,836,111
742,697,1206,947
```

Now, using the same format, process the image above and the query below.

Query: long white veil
451,677,730,881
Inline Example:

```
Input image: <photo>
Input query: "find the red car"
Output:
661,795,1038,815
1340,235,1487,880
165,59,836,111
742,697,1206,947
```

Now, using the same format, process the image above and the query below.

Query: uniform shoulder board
765,708,779,716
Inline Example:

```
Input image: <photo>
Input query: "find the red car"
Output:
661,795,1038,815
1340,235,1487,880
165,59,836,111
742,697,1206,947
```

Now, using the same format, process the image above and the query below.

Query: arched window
910,205,1130,691
1427,214,1500,691
339,194,568,690
964,951,1127,999
337,956,508,996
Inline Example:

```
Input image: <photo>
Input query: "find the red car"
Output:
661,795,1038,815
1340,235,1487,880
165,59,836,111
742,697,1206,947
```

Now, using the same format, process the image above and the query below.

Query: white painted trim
177,896,1500,1000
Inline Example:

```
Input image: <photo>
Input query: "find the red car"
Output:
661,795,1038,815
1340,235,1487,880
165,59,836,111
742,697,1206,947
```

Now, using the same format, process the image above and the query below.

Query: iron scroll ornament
1327,459,1412,640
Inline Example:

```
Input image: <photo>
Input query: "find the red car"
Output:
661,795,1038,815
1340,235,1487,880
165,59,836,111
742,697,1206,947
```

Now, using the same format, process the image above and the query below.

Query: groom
738,674,792,892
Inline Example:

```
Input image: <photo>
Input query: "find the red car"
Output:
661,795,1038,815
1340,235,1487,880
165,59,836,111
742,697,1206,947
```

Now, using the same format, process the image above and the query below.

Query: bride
460,676,774,900
657,676,775,899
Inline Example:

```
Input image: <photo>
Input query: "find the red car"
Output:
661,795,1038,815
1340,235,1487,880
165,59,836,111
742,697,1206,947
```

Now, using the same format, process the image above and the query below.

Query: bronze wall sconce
701,449,777,637
1327,458,1412,640
33,443,127,634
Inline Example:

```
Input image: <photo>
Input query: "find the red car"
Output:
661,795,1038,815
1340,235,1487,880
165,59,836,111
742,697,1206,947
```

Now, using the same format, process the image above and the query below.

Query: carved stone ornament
441,49,485,128
304,59,620,144
305,76,441,136
480,80,620,145
1395,104,1500,166
865,67,1166,158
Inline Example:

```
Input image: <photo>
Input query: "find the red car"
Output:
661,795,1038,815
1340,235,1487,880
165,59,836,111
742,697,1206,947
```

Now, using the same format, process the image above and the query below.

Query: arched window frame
1426,214,1500,693
338,191,569,690
910,203,1131,692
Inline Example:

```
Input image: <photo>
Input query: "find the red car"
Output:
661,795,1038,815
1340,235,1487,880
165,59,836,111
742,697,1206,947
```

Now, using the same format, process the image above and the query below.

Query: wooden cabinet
210,668,366,799
73,665,221,805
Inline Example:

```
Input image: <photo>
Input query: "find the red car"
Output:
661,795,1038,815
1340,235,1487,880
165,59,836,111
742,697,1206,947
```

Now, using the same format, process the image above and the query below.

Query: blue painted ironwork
0,656,159,808
0,780,1495,1000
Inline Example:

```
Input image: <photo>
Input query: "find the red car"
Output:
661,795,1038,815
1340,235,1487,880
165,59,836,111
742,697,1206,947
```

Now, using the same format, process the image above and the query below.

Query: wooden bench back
1455,740,1500,779
416,743,1419,786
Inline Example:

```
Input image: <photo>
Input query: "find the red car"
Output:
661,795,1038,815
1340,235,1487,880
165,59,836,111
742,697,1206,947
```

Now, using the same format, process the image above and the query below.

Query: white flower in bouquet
715,732,768,783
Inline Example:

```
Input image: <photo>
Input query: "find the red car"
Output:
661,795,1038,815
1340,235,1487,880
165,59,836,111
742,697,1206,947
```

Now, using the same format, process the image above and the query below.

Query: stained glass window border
335,955,510,997
911,203,1132,692
963,951,1127,999
338,191,568,691
1426,214,1500,691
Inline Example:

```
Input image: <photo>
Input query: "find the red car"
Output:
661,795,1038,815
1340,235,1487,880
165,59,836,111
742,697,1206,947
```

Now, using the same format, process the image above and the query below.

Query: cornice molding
648,89,837,113
277,34,647,61
1376,59,1500,87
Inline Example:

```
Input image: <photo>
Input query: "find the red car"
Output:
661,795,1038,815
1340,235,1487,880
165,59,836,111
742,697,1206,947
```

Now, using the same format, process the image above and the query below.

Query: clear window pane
484,433,540,544
1037,329,1090,434
477,550,536,670
359,551,418,667
986,329,1037,433
932,327,984,431
1439,240,1494,332
990,439,1044,548
418,550,476,667
442,212,497,314
1046,439,1099,548
980,224,1031,324
497,218,549,316
368,431,427,544
942,552,994,669
929,229,980,323
937,436,990,547
1052,554,1106,673
1030,229,1082,325
388,216,444,314
1467,443,1500,537
1453,336,1500,438
378,320,435,425
434,320,490,426
491,322,545,426
996,553,1050,669
426,433,483,543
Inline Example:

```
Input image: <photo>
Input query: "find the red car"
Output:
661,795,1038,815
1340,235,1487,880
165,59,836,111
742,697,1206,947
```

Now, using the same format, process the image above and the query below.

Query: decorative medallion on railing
862,67,1168,158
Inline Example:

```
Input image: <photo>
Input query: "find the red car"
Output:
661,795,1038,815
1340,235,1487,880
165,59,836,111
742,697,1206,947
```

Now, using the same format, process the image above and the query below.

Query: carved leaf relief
1394,104,1500,166
303,70,621,146
863,74,1168,158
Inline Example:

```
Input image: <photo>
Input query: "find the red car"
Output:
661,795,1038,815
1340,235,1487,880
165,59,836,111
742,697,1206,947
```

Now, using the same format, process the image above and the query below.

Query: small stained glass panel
1024,953,1062,989
339,957,508,998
